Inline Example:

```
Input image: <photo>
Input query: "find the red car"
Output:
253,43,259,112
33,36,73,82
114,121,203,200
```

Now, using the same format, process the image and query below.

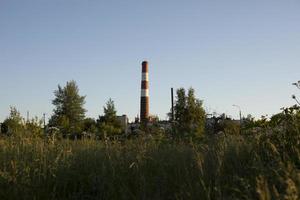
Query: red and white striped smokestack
140,61,149,123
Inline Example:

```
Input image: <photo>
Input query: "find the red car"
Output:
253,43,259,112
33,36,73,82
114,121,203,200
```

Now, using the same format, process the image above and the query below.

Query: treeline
0,81,300,199
1,80,300,140
0,81,124,139
0,80,209,139
0,105,300,199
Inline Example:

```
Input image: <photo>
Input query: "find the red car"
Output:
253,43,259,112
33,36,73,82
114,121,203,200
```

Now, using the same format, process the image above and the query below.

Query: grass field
0,127,300,200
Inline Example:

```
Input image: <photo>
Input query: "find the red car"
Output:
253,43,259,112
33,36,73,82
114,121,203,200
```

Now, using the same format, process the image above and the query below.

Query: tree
49,80,86,137
97,99,122,138
25,117,44,138
1,107,24,136
1,107,45,138
186,88,206,136
83,118,97,134
174,88,187,130
173,88,206,138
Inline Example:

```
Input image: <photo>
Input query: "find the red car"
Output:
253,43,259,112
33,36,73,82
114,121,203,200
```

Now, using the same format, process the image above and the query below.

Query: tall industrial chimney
140,61,149,123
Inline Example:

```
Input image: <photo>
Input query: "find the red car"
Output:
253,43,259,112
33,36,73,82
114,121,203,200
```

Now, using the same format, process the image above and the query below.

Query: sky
0,0,300,122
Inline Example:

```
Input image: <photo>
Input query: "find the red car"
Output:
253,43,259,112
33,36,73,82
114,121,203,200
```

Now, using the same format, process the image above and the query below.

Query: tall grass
0,129,299,199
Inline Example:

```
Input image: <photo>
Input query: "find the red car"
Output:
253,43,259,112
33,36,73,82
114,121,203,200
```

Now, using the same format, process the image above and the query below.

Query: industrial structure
140,61,150,123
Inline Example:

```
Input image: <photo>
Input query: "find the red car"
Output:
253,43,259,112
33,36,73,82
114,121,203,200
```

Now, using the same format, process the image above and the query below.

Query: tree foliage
173,88,206,138
97,99,122,138
1,107,44,138
207,114,240,135
49,80,86,137
83,118,97,135
25,117,44,138
1,107,24,136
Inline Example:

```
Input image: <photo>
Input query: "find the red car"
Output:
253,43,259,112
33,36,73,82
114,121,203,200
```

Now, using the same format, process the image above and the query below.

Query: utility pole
233,104,242,134
171,88,174,122
27,111,30,122
43,113,46,134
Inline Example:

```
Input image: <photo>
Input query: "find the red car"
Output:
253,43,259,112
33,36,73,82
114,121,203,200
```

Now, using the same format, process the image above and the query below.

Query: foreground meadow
0,127,300,200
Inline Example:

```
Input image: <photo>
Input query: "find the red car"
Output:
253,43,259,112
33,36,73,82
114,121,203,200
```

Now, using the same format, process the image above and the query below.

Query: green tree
1,107,24,136
173,88,206,138
49,80,86,137
174,88,187,130
25,117,44,138
83,118,97,134
97,99,122,138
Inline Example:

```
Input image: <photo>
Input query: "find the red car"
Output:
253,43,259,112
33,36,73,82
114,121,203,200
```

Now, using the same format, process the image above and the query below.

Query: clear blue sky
0,0,299,122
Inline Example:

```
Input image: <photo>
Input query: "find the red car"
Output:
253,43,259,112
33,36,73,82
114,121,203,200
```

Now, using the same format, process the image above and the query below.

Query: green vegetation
97,98,123,138
45,81,125,139
1,81,300,199
0,128,298,199
1,107,44,138
0,105,299,199
49,80,86,138
173,88,206,138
